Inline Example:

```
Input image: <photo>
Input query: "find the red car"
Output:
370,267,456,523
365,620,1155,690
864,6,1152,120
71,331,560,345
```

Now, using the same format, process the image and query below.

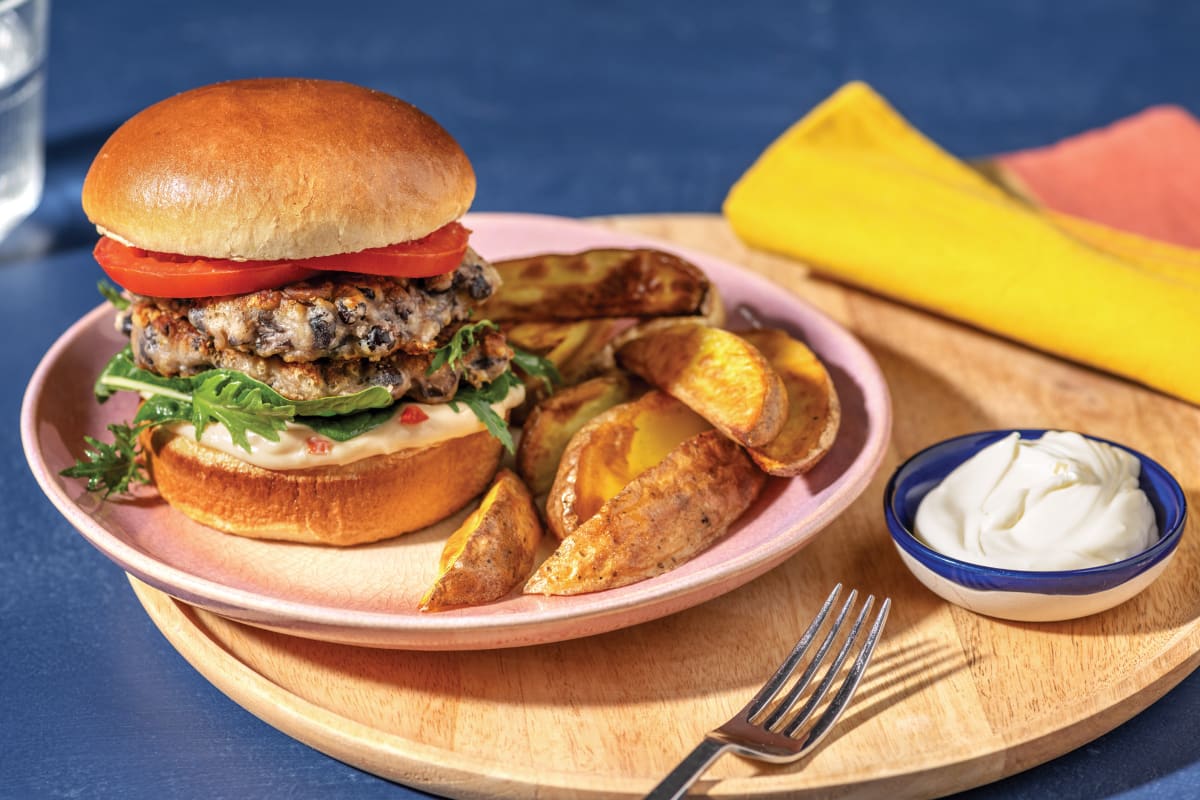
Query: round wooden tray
130,215,1200,798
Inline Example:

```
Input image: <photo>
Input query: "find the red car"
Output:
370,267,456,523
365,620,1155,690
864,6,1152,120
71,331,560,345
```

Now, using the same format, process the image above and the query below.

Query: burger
63,78,543,545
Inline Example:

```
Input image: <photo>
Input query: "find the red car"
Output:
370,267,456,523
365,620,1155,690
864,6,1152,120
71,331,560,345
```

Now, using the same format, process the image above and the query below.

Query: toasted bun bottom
143,428,502,546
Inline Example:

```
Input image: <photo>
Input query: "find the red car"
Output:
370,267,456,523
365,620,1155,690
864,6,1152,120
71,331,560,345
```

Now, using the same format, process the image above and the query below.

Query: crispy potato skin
505,319,623,383
516,374,636,497
524,430,766,595
616,324,787,447
741,329,841,476
505,318,625,422
419,469,543,611
488,249,711,322
544,390,709,541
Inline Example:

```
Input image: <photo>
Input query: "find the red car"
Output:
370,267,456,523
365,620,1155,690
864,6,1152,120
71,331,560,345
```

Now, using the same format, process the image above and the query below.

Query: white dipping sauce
914,431,1157,571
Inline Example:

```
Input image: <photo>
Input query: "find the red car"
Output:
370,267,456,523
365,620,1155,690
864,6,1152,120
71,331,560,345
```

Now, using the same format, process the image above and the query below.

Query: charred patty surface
121,247,513,403
128,303,513,402
145,247,500,363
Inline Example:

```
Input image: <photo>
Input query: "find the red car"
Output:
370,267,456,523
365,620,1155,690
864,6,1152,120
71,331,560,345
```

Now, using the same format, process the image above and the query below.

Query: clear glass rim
0,0,45,16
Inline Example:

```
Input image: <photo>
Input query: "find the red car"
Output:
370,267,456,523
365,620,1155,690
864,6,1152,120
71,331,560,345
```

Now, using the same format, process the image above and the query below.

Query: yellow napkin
723,82,1200,405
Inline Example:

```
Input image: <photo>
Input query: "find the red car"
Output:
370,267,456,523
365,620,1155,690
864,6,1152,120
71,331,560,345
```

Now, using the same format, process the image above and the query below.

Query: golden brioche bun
82,78,475,260
143,427,503,546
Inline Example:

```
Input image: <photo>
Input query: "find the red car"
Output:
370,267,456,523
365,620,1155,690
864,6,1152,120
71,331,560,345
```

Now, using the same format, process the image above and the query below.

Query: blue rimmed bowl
884,429,1187,622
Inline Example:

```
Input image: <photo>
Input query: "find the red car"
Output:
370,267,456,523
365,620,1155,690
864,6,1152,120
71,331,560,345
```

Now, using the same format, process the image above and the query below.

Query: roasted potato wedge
741,329,841,476
608,313,710,353
616,324,787,448
487,249,712,322
507,318,623,385
524,430,766,595
516,374,637,496
419,469,543,612
503,320,579,354
505,318,625,423
550,319,623,384
545,390,710,540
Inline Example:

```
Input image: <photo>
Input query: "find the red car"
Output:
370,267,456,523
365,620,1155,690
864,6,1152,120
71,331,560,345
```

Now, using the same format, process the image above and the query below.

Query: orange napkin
723,82,1200,405
996,104,1200,249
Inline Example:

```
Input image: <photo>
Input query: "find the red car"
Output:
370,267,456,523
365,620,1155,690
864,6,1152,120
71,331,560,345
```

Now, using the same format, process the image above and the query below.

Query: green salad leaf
64,341,544,494
510,345,562,392
189,372,295,450
59,423,151,497
97,280,130,311
299,406,400,442
449,370,522,455
428,319,500,374
67,347,409,494
291,385,394,417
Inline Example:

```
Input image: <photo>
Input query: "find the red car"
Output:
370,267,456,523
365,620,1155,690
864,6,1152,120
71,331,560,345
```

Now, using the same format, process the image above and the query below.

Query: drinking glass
0,0,48,242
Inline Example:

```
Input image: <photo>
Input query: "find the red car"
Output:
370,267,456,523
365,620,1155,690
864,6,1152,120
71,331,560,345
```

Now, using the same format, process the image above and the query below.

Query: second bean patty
127,302,513,402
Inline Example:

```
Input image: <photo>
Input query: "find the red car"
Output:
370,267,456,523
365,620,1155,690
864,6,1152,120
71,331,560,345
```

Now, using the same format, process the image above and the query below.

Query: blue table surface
4,2,1199,798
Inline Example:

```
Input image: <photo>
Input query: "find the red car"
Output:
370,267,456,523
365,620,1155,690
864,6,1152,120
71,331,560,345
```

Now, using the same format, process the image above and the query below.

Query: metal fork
644,585,891,799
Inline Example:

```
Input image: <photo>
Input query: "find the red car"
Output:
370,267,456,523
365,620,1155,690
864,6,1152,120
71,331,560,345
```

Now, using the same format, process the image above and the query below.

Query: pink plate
21,213,892,650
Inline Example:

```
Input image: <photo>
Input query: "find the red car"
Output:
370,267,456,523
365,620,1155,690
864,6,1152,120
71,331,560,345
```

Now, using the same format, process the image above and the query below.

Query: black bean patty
141,247,499,363
127,302,513,402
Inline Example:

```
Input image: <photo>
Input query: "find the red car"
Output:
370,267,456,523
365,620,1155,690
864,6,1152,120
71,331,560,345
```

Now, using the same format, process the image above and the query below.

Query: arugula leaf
299,406,400,442
510,346,561,393
428,319,500,374
132,394,193,428
97,280,130,311
94,347,195,403
450,370,521,454
69,345,530,496
94,347,394,417
190,373,294,450
291,385,394,417
59,423,150,497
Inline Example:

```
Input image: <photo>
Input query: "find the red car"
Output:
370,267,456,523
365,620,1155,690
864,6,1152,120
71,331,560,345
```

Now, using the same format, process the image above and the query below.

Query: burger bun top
82,78,476,261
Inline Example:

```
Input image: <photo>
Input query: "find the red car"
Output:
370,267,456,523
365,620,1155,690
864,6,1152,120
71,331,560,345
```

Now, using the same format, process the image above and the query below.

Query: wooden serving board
130,214,1200,799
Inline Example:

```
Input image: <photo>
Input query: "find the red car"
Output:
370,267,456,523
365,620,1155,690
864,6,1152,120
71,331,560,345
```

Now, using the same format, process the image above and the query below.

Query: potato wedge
516,374,637,496
606,275,728,350
545,390,710,540
524,430,765,595
503,320,579,354
506,318,624,385
551,320,623,385
741,329,841,476
616,324,787,448
419,469,542,612
608,313,711,353
487,249,711,322
505,318,625,423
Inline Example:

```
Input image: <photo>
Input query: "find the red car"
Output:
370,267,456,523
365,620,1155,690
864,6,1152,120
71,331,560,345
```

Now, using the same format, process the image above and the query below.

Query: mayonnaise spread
165,382,525,471
913,431,1157,570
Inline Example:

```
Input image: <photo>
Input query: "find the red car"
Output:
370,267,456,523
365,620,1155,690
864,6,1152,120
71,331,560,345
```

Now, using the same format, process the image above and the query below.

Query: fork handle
643,737,732,799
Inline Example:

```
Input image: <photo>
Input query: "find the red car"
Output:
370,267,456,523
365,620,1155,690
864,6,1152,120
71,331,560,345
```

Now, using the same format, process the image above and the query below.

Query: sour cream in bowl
884,430,1186,622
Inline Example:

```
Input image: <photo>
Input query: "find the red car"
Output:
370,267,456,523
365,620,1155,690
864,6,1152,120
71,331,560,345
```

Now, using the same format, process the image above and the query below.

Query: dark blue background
5,2,1200,798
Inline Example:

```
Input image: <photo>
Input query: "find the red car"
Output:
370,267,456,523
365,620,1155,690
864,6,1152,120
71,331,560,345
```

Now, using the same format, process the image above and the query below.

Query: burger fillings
61,79,555,544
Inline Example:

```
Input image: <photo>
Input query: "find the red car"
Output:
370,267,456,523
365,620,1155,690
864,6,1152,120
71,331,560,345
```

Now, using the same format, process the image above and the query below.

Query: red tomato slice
94,222,471,298
301,222,470,277
94,238,320,298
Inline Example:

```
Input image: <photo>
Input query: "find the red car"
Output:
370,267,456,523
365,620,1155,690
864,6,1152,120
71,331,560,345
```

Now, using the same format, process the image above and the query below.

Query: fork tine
791,596,891,751
758,588,860,729
736,303,765,329
741,584,842,720
768,592,873,734
778,594,876,736
645,590,891,799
